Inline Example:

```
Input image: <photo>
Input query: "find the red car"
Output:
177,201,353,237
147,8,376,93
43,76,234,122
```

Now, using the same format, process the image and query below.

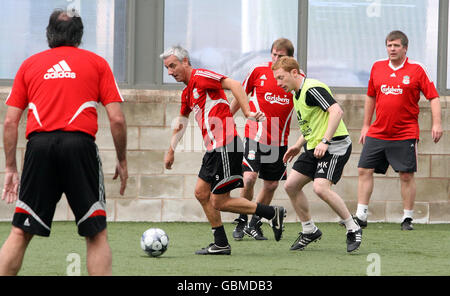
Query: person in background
355,30,442,230
0,9,128,275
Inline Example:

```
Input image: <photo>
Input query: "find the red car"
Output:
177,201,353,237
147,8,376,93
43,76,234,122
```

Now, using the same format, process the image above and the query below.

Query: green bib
294,78,348,150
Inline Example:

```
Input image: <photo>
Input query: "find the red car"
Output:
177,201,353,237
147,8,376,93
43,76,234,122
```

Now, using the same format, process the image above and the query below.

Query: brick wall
0,87,448,223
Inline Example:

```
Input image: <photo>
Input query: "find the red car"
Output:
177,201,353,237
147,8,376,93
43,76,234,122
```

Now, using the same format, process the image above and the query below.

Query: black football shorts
242,138,288,181
292,136,352,184
198,136,244,194
13,131,106,237
358,136,418,174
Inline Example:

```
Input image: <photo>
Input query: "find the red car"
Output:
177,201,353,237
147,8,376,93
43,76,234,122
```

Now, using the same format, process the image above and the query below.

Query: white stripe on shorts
327,154,339,181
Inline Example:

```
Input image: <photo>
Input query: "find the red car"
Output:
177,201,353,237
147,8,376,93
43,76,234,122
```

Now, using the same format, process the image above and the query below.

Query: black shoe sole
272,207,287,241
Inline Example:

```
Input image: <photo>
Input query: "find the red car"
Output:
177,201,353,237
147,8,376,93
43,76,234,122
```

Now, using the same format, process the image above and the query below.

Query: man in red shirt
0,9,127,275
356,31,442,230
161,45,286,255
231,39,294,241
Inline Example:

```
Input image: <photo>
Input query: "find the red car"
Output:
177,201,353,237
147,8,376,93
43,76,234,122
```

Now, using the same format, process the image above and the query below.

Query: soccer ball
140,228,169,257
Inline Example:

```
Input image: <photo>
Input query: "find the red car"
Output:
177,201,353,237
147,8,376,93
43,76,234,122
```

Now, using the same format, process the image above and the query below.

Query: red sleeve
195,69,225,90
5,63,28,110
180,88,191,116
366,64,376,97
242,67,257,95
417,66,439,100
98,58,123,105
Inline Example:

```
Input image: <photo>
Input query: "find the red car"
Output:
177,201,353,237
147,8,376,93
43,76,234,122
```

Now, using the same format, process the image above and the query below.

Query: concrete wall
0,87,448,223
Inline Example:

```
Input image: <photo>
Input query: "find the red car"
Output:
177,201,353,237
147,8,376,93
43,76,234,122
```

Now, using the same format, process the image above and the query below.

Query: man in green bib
272,57,362,253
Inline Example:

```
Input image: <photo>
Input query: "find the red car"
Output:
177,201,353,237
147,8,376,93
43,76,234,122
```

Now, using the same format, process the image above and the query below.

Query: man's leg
399,172,415,211
85,228,111,276
313,178,356,225
313,178,361,252
284,170,323,250
356,167,375,223
210,191,285,241
0,226,33,275
399,172,415,230
284,170,312,222
240,171,258,201
233,171,258,240
244,179,279,240
256,180,279,205
195,177,223,228
194,178,231,254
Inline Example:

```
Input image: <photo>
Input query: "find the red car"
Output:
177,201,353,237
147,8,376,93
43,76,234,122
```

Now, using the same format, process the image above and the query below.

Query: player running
272,57,362,253
230,38,295,241
161,45,286,255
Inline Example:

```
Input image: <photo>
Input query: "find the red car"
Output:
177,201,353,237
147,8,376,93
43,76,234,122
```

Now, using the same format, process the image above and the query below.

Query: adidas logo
44,60,76,80
24,218,30,227
390,73,396,77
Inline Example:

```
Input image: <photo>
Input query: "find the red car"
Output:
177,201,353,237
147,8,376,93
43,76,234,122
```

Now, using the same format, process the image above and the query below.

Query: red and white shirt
243,61,294,146
180,68,238,151
6,46,123,139
367,57,439,140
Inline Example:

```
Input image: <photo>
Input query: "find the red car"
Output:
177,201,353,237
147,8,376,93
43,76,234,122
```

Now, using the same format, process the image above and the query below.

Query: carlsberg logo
264,92,290,105
380,85,403,95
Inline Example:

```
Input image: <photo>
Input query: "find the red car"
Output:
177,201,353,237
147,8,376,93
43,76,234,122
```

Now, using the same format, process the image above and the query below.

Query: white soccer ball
140,228,169,257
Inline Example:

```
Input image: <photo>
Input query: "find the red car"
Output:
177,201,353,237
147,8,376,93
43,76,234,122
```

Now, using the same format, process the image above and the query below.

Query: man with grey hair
161,45,287,255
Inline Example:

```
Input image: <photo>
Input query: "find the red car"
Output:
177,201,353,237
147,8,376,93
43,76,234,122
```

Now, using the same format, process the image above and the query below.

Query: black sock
248,215,261,227
254,203,275,220
238,214,248,222
212,225,228,247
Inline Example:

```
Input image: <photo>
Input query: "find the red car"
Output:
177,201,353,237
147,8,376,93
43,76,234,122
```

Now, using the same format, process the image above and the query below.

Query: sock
254,203,276,220
343,216,360,231
301,220,317,234
212,225,228,247
248,215,261,227
402,209,414,221
356,204,369,221
238,214,248,222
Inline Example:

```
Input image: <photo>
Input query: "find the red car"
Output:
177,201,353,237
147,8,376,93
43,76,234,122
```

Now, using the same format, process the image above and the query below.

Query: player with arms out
161,45,287,255
355,31,442,230
272,57,362,253
230,38,295,241
0,9,127,275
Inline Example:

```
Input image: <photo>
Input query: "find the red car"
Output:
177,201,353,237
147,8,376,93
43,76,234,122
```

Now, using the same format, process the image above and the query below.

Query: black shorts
292,138,352,184
198,136,244,194
242,138,287,181
358,136,417,174
13,131,106,237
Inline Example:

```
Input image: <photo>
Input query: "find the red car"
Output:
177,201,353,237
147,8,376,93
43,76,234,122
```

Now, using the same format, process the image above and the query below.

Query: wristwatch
321,137,331,145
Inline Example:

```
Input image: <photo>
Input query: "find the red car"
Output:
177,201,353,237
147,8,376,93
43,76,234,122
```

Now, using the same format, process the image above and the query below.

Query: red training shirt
180,69,238,151
366,57,438,140
6,46,123,139
243,62,294,146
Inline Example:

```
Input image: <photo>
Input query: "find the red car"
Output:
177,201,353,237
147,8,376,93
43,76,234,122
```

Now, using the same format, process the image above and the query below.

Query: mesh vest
294,78,349,150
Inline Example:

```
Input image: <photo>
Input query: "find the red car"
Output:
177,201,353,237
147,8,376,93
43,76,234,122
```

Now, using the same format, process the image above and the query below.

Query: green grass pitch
0,221,449,276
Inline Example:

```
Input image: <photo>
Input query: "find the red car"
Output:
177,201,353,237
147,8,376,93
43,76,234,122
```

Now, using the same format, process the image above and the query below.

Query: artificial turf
0,221,449,276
